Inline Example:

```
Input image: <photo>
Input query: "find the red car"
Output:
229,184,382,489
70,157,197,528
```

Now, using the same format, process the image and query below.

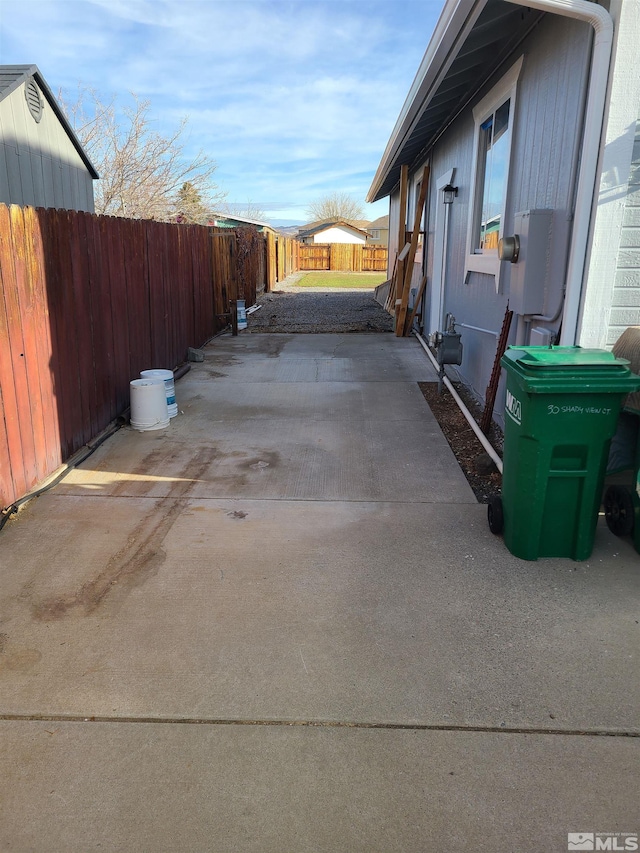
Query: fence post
266,231,276,291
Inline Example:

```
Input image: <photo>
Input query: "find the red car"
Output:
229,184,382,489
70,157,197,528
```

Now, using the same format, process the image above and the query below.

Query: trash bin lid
511,347,630,370
501,346,640,394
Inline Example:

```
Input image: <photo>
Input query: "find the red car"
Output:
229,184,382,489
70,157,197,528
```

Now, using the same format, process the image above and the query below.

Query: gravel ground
246,275,393,334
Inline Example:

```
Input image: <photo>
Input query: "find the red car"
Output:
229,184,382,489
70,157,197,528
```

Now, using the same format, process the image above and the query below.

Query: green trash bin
492,346,640,561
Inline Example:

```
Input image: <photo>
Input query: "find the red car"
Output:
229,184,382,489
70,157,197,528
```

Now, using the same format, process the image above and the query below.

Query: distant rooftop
298,218,371,238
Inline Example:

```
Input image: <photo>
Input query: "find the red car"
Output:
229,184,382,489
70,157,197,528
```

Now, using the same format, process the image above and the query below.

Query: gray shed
0,64,98,212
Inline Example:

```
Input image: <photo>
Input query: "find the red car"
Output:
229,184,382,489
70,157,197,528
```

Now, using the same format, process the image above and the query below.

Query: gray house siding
0,74,95,212
608,122,640,345
401,15,592,403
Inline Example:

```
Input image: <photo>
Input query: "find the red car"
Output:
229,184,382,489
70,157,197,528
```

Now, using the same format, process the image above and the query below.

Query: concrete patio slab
198,332,433,381
1,494,638,731
55,420,472,502
56,371,475,502
0,722,637,853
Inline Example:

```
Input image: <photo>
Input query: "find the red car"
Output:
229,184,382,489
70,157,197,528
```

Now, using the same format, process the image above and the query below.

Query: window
466,56,523,284
475,99,510,251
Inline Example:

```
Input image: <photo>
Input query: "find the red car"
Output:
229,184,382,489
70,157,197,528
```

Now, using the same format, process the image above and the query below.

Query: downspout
506,0,614,345
439,201,452,335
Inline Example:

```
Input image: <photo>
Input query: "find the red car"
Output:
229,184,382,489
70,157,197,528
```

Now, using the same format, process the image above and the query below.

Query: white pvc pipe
506,0,614,346
414,331,503,474
457,322,499,338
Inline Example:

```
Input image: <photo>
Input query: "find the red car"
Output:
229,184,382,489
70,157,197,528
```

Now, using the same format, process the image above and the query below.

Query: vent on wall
25,77,43,123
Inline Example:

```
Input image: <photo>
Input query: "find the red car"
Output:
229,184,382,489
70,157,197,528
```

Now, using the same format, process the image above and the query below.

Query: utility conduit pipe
414,331,503,474
506,0,614,346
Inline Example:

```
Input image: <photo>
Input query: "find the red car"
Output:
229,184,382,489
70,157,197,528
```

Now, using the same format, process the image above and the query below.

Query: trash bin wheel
603,485,635,537
488,495,504,535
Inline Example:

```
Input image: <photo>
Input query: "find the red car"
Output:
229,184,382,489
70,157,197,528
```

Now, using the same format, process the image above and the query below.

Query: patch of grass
296,271,387,289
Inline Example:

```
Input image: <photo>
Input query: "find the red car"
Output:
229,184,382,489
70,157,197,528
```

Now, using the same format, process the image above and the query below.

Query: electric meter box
437,331,463,366
509,209,553,315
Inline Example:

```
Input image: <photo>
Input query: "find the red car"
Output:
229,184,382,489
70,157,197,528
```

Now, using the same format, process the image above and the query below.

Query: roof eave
366,0,486,203
31,68,100,179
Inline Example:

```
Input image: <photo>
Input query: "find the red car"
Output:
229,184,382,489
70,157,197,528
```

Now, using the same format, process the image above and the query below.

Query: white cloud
0,0,440,219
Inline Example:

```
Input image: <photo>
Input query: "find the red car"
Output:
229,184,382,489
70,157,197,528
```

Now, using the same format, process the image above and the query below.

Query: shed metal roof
0,64,99,178
211,213,274,229
367,0,544,202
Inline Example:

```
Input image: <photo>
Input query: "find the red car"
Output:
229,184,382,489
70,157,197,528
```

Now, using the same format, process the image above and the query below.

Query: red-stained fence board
70,210,98,445
28,208,62,476
194,229,211,344
53,210,85,456
106,218,131,414
84,212,117,426
75,211,102,439
125,219,149,379
201,228,215,340
138,219,153,371
40,208,71,458
166,227,181,368
148,221,169,368
12,205,55,484
182,226,196,349
3,207,38,491
0,205,27,504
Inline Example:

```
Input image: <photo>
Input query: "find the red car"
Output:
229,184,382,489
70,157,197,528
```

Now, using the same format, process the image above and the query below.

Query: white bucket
237,299,247,331
130,379,169,431
140,369,178,417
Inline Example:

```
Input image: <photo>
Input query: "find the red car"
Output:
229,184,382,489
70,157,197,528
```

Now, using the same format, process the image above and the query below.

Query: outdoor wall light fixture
442,184,458,204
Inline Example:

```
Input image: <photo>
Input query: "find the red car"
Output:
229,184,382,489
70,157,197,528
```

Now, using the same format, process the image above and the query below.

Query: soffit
368,0,544,202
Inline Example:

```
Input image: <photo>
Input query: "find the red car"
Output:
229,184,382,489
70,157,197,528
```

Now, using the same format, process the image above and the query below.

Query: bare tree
221,200,267,222
59,86,226,220
306,192,365,222
238,201,267,222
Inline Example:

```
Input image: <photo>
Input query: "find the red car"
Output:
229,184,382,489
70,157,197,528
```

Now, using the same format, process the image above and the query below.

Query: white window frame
465,55,524,290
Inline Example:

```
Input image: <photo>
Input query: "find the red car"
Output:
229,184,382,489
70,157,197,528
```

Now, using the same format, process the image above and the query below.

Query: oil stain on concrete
30,448,218,622
0,633,42,673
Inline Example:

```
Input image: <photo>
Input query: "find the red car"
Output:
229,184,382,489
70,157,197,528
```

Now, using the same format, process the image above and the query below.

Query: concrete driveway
0,333,638,852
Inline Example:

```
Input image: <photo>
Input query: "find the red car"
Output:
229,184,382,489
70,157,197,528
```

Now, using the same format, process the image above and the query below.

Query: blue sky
0,0,442,225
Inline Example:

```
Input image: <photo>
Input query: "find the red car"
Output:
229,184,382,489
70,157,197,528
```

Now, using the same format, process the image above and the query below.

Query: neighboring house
297,220,369,245
367,215,390,246
208,213,276,235
0,65,98,212
367,0,640,420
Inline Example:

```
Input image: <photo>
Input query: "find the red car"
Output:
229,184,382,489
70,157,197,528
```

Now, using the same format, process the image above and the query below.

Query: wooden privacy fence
0,205,274,509
299,243,387,272
276,235,300,282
